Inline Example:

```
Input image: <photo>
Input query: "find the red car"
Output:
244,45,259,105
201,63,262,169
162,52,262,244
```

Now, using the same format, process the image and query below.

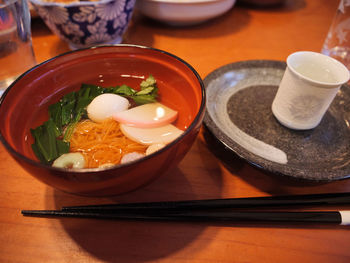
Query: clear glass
0,0,36,95
321,0,350,70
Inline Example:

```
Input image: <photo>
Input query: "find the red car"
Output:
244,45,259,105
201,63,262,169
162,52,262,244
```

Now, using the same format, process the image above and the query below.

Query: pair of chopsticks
21,192,350,225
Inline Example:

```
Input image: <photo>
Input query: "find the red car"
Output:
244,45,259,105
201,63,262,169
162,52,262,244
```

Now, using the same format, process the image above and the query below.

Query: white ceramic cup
272,51,350,130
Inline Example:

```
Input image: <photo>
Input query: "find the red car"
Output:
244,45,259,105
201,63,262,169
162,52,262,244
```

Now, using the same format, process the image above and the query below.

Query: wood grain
2,0,350,262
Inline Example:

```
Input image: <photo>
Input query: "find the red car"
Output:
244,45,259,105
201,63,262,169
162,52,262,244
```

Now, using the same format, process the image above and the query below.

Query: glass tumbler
0,0,36,94
321,0,350,70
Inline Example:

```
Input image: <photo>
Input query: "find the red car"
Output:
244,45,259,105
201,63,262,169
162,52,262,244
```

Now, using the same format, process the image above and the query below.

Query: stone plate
203,60,350,181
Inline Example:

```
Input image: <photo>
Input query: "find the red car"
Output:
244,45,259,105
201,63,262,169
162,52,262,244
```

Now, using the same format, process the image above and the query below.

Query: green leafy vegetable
114,84,136,96
31,75,158,164
132,94,157,105
30,119,70,164
48,103,63,133
56,139,70,156
140,74,156,89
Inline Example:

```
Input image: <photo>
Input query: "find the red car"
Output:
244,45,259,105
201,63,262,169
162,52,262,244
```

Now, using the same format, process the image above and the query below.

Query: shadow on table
46,140,226,262
31,19,72,57
127,6,251,43
128,0,306,44
236,0,306,13
31,18,51,37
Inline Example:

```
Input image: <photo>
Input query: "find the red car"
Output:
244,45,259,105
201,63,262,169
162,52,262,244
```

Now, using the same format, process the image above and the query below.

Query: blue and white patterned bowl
30,0,135,49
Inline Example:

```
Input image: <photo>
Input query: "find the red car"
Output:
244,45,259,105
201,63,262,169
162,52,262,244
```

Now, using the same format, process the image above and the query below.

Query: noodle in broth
69,119,147,168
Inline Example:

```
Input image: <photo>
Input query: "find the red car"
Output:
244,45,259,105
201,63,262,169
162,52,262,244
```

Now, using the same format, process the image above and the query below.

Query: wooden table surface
2,0,350,262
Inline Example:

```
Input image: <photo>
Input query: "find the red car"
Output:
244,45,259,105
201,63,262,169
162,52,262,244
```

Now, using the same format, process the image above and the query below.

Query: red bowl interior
0,45,205,196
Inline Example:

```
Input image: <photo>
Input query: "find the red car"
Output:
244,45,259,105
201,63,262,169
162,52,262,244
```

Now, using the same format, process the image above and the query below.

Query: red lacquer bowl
0,45,205,196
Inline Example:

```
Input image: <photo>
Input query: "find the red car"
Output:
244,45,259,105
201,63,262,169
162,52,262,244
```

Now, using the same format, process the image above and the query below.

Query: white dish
136,0,236,26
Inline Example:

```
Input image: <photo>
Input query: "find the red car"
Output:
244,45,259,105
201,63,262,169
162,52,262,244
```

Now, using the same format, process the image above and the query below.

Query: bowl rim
0,44,206,174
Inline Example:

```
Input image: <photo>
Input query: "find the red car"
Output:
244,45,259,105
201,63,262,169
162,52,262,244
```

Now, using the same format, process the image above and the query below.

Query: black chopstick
21,209,350,225
61,192,350,212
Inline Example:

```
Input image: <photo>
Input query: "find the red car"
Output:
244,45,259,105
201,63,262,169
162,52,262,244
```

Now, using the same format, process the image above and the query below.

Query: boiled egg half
87,94,130,123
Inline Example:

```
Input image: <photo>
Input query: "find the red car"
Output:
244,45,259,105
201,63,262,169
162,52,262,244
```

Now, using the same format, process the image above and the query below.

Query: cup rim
286,51,350,87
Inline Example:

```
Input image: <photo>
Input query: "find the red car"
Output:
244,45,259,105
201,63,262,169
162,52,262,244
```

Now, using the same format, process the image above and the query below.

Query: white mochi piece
113,102,178,128
120,152,145,164
87,94,129,123
120,124,183,145
146,143,166,155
